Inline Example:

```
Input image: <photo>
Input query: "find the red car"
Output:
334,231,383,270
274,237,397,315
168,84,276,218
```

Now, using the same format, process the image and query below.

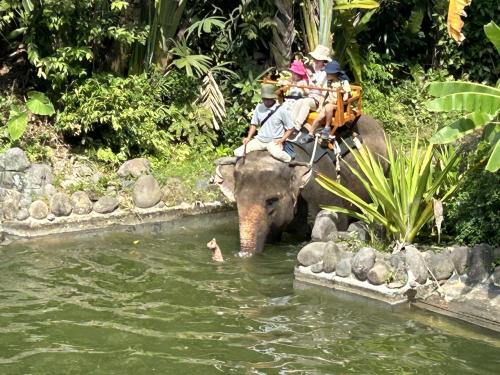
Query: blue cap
325,60,342,74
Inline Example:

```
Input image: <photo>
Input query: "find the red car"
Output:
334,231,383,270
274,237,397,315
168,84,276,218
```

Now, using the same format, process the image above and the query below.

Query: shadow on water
0,211,499,374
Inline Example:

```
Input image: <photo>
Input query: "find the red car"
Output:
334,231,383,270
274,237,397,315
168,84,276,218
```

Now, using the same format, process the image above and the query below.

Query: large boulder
71,191,93,215
25,163,53,189
449,246,470,275
118,158,151,178
50,192,72,216
428,252,455,281
467,244,493,283
352,247,376,281
388,253,408,289
347,221,370,242
322,242,343,273
2,148,30,172
94,196,119,214
0,171,25,191
367,261,391,285
16,208,29,221
336,255,353,278
3,193,21,220
404,245,428,284
297,242,327,267
133,175,161,208
29,200,49,220
311,210,339,242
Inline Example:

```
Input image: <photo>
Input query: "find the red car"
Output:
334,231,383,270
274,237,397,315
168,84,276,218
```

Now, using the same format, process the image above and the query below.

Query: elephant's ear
289,161,313,191
213,157,237,202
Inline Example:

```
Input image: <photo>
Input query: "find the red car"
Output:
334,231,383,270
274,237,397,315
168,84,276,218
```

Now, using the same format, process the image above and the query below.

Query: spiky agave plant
316,136,461,245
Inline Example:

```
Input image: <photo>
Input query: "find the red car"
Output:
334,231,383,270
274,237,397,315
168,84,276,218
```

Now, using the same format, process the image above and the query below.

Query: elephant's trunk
238,203,268,255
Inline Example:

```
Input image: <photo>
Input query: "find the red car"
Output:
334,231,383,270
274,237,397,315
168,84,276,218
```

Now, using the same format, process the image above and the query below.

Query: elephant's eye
265,197,279,213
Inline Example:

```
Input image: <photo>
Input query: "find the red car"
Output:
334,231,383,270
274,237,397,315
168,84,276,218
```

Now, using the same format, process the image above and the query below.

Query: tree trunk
270,0,295,69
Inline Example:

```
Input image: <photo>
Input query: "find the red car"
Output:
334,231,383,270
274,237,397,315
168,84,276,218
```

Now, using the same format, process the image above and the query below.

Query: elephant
214,115,388,255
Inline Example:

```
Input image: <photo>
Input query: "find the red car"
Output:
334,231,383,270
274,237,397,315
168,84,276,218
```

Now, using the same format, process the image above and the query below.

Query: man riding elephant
234,83,295,162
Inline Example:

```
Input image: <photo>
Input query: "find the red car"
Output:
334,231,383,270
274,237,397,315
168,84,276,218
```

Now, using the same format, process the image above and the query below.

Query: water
0,212,498,374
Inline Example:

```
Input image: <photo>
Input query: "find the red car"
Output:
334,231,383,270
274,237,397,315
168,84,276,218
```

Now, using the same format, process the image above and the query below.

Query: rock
60,179,78,190
73,164,93,177
404,245,428,284
322,242,342,273
47,213,55,221
71,191,93,215
3,148,29,171
336,256,352,277
367,261,391,285
449,246,470,275
91,171,104,184
25,163,53,188
493,266,500,287
133,175,161,208
29,200,49,220
16,208,29,221
43,184,57,197
297,242,327,267
388,267,408,289
0,171,25,191
94,196,119,214
118,158,151,178
3,196,20,220
467,244,493,283
347,221,370,241
311,210,339,242
19,194,32,209
428,253,455,281
194,178,209,191
50,192,72,216
352,247,376,281
311,261,324,273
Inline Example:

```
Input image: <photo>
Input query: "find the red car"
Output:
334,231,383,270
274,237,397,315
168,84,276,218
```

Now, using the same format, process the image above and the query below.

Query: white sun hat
309,45,332,62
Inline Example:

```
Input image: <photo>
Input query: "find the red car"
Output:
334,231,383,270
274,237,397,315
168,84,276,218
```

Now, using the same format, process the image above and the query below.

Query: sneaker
299,133,314,144
320,127,331,140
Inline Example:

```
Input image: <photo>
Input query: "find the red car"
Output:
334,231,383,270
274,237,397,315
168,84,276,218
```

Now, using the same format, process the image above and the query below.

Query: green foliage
444,145,500,246
316,136,462,244
362,56,455,146
2,91,54,142
427,79,500,172
57,70,216,160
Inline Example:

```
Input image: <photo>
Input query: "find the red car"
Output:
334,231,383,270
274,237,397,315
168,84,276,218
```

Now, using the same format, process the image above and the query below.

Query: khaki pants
292,97,318,130
234,138,291,162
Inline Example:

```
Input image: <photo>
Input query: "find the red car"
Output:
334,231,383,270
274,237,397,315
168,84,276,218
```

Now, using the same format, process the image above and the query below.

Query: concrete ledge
1,201,234,239
294,266,500,333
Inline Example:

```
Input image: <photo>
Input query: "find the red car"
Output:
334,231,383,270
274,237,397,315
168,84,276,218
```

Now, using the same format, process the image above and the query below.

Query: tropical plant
316,136,462,245
270,0,294,69
447,0,472,44
427,21,500,172
3,91,55,141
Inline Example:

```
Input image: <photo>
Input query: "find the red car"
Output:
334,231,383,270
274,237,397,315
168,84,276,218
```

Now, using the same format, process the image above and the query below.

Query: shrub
444,144,500,246
57,70,216,160
316,136,461,246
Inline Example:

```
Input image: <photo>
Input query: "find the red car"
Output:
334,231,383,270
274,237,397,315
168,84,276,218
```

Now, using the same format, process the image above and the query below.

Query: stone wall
0,148,215,229
295,210,500,330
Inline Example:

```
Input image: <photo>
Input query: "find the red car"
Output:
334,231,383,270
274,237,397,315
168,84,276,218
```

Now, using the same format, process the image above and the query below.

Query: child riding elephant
234,84,295,162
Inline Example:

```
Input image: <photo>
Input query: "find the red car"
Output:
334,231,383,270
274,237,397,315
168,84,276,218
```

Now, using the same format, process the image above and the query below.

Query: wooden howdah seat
306,84,363,129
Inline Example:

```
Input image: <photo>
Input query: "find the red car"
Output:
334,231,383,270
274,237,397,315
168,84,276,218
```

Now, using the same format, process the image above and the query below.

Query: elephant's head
214,151,311,255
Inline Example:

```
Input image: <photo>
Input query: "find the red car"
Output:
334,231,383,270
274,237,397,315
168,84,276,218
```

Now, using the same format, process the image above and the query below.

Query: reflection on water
0,212,499,374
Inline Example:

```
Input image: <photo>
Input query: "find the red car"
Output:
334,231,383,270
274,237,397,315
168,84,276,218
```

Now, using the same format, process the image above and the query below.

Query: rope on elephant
308,133,321,167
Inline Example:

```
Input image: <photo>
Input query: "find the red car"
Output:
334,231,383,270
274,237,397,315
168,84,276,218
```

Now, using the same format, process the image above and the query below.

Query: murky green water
0,212,499,374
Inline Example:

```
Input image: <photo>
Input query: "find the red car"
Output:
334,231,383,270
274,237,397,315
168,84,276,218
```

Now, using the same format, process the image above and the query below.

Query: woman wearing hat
291,45,331,131
303,60,351,142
